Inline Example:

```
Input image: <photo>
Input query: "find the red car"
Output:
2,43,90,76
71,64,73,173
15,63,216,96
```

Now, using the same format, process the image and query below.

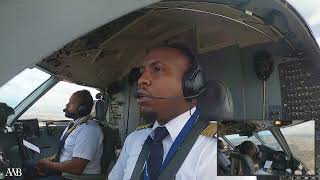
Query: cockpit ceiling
218,121,264,136
38,1,294,90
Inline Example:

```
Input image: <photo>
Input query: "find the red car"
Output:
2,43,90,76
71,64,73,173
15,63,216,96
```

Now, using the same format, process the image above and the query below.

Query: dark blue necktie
147,126,169,180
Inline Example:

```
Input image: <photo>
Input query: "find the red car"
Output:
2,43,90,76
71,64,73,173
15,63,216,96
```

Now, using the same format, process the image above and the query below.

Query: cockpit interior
218,120,314,176
0,0,319,180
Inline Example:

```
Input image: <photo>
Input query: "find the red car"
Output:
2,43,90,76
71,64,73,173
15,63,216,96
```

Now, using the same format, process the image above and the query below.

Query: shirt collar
73,115,92,125
150,106,196,142
73,118,80,125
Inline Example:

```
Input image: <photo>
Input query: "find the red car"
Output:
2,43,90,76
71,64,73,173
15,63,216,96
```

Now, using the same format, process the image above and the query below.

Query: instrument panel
279,60,320,120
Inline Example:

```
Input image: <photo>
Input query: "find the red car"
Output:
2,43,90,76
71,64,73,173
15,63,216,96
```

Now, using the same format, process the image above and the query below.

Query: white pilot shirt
108,107,256,180
59,119,104,174
218,150,231,168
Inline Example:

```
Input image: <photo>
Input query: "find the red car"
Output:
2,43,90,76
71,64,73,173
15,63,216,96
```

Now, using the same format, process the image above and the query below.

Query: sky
0,68,51,108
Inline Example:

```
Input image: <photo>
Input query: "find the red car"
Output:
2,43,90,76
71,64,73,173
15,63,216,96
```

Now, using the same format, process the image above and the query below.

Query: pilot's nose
137,68,151,88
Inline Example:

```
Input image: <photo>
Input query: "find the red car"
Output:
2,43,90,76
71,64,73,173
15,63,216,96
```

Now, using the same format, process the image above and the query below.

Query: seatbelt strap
130,136,153,180
157,118,210,180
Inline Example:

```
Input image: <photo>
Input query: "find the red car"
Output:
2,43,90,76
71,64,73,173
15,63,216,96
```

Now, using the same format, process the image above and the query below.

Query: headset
76,90,93,117
63,90,93,118
133,44,207,100
182,54,206,99
77,104,90,117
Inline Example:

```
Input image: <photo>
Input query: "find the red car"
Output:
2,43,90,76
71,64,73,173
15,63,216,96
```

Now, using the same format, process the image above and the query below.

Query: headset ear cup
193,68,206,95
183,66,206,98
182,70,191,97
77,105,88,117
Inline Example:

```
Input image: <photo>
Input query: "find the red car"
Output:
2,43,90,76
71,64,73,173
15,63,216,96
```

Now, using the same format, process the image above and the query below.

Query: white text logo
5,168,22,177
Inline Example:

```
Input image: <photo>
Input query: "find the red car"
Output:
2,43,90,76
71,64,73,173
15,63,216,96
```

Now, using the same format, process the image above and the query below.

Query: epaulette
201,122,217,138
80,115,92,125
136,123,154,130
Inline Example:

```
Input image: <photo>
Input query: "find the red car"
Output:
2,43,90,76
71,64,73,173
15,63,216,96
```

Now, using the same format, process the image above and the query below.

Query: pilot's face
64,94,81,119
137,47,190,123
218,141,225,150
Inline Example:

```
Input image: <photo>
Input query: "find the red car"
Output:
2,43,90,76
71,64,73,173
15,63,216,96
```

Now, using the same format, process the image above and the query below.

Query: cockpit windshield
225,134,262,147
280,121,315,173
257,130,282,150
0,68,51,108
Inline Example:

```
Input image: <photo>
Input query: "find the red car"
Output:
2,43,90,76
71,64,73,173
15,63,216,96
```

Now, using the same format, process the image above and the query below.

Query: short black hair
165,43,196,68
239,141,256,155
218,139,224,149
149,43,197,71
74,90,94,115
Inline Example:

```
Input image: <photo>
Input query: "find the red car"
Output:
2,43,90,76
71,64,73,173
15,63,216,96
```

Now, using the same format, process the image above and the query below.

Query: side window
0,68,51,108
280,120,314,173
19,81,99,121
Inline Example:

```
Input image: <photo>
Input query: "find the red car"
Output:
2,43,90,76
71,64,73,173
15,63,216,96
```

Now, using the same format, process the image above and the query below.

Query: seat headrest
90,100,106,122
198,80,234,120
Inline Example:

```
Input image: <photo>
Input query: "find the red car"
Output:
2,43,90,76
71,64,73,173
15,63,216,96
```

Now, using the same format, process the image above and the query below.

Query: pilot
217,139,231,174
108,44,256,180
239,141,259,164
239,141,264,175
24,90,104,179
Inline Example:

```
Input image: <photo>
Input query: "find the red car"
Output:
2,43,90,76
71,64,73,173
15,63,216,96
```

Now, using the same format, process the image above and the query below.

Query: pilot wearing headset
108,44,256,180
239,141,260,164
24,90,104,179
239,141,266,175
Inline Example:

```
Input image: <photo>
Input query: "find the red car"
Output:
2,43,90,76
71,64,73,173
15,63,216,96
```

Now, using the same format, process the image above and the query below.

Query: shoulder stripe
201,122,217,138
136,123,153,130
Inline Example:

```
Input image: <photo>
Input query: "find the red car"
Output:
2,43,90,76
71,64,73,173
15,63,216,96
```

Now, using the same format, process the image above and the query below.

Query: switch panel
279,60,320,120
269,105,283,120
